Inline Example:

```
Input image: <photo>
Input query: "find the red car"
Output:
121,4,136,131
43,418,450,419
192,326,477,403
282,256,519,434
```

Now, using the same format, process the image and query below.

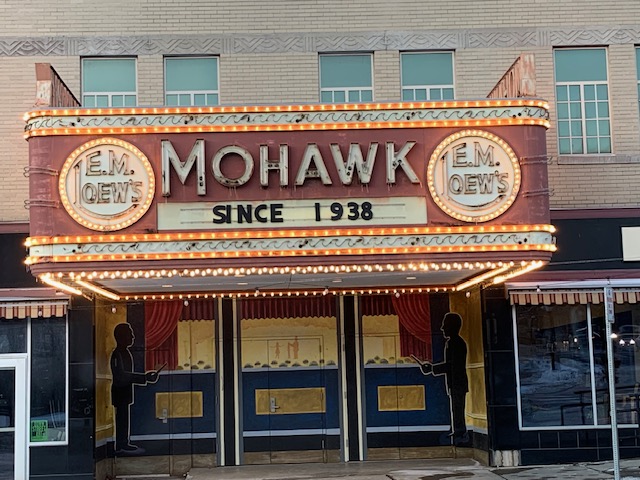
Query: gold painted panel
155,391,203,418
255,388,325,415
378,385,425,411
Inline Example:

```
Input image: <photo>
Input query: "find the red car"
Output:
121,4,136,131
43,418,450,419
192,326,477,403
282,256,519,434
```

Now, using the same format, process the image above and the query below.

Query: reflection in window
30,317,66,442
516,305,594,427
516,302,640,428
0,319,26,353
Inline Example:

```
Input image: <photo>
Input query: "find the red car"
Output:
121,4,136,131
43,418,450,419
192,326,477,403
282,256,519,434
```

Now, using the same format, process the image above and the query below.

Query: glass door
0,356,27,480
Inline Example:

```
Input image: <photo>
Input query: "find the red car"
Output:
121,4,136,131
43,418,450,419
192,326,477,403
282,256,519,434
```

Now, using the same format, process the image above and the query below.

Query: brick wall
3,2,640,222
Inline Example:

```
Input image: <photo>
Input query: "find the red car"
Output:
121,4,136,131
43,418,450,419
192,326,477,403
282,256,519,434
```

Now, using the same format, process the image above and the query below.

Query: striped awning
510,290,640,306
0,301,68,319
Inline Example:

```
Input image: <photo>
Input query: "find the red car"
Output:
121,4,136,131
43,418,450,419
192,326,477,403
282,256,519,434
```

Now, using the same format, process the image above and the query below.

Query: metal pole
605,287,620,480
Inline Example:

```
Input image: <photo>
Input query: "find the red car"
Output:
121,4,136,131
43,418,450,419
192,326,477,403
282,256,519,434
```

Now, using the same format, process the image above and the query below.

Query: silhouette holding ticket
110,323,164,453
413,312,469,445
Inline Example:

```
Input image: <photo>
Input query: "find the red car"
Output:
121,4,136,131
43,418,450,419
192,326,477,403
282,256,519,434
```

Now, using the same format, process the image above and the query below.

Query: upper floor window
554,48,611,155
319,54,373,103
165,57,219,106
81,58,137,107
401,52,454,101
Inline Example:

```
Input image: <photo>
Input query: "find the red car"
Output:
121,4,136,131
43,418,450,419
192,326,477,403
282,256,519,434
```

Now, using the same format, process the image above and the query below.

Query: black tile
519,431,540,449
538,431,559,448
597,429,612,448
69,313,94,364
488,406,520,450
68,363,95,419
521,448,599,465
559,430,578,448
578,429,598,447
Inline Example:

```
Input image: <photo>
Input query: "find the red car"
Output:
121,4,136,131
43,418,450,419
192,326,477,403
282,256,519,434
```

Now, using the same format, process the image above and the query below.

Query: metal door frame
0,354,28,480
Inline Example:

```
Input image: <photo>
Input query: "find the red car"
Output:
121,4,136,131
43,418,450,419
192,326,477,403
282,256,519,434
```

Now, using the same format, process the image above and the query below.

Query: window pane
416,88,427,100
555,49,607,82
571,138,583,154
442,88,454,99
319,55,372,88
637,48,640,80
0,319,26,353
569,85,581,101
83,96,95,107
320,91,333,103
557,103,569,119
179,94,190,105
124,95,136,107
111,95,124,107
348,90,360,102
402,89,412,101
96,95,109,107
570,121,582,136
585,120,598,136
193,94,206,106
584,84,595,101
166,94,178,106
334,90,345,103
556,86,568,102
596,84,608,100
558,138,571,154
516,305,593,427
584,102,596,118
401,52,454,86
206,94,219,105
557,121,570,137
599,120,610,136
569,102,582,118
599,137,611,153
165,57,218,91
83,58,136,93
597,102,609,117
361,90,372,102
586,137,599,153
428,88,441,100
31,317,66,442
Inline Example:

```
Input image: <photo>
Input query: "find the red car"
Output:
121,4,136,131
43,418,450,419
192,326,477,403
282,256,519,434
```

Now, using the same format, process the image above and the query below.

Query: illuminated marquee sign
427,130,521,222
59,138,155,231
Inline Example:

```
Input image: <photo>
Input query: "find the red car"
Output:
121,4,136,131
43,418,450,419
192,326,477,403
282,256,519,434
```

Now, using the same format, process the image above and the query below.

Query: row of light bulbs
46,261,510,281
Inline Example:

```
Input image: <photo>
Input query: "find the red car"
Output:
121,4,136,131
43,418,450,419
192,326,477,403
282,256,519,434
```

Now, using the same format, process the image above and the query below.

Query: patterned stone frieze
2,27,640,56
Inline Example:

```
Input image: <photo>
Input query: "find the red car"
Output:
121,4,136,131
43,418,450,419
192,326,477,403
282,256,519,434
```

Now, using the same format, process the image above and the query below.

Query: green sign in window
30,420,48,441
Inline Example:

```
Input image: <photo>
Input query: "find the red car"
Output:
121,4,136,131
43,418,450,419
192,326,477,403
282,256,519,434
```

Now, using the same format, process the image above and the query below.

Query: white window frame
164,56,220,107
400,51,456,101
319,53,374,104
81,57,138,108
554,48,612,155
512,302,636,431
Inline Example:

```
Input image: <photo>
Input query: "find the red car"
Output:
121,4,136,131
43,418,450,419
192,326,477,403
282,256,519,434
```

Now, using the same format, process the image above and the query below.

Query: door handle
270,397,280,413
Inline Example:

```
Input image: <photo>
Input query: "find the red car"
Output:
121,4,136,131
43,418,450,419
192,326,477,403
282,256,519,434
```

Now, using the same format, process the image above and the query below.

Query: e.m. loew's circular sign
59,138,155,231
427,130,521,222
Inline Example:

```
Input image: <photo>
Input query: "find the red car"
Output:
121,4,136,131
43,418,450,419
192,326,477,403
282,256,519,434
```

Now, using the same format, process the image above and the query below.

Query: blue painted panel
242,368,340,432
130,371,216,435
364,365,450,427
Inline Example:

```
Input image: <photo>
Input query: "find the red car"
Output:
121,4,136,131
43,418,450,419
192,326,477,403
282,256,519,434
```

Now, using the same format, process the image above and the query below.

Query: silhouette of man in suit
415,312,469,445
110,323,160,453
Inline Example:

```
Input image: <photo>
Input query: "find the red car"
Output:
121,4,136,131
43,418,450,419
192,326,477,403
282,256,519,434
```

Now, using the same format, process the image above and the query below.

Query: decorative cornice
24,101,550,137
26,230,555,265
2,26,640,56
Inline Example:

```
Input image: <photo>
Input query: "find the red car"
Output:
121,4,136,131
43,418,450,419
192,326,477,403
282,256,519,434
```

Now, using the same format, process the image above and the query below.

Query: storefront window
0,319,26,353
30,316,66,443
516,301,640,428
516,304,594,427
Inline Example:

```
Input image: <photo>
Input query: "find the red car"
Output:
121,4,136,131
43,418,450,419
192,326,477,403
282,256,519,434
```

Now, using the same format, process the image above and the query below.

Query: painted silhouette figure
274,342,281,360
414,312,469,445
110,323,161,453
288,336,299,360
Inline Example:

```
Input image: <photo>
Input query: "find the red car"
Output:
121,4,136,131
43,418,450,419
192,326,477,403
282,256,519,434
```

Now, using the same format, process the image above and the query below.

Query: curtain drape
144,300,183,370
391,294,432,361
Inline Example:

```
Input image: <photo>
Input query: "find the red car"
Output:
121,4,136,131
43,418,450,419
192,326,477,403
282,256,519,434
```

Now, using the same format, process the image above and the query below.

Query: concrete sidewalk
184,458,640,480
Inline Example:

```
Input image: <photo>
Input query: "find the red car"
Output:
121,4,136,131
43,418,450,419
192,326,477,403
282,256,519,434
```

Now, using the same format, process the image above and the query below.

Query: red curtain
144,300,183,371
239,296,336,319
391,294,432,361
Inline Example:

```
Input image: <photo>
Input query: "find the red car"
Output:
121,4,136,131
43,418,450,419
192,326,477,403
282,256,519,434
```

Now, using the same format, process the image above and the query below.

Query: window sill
557,154,640,165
